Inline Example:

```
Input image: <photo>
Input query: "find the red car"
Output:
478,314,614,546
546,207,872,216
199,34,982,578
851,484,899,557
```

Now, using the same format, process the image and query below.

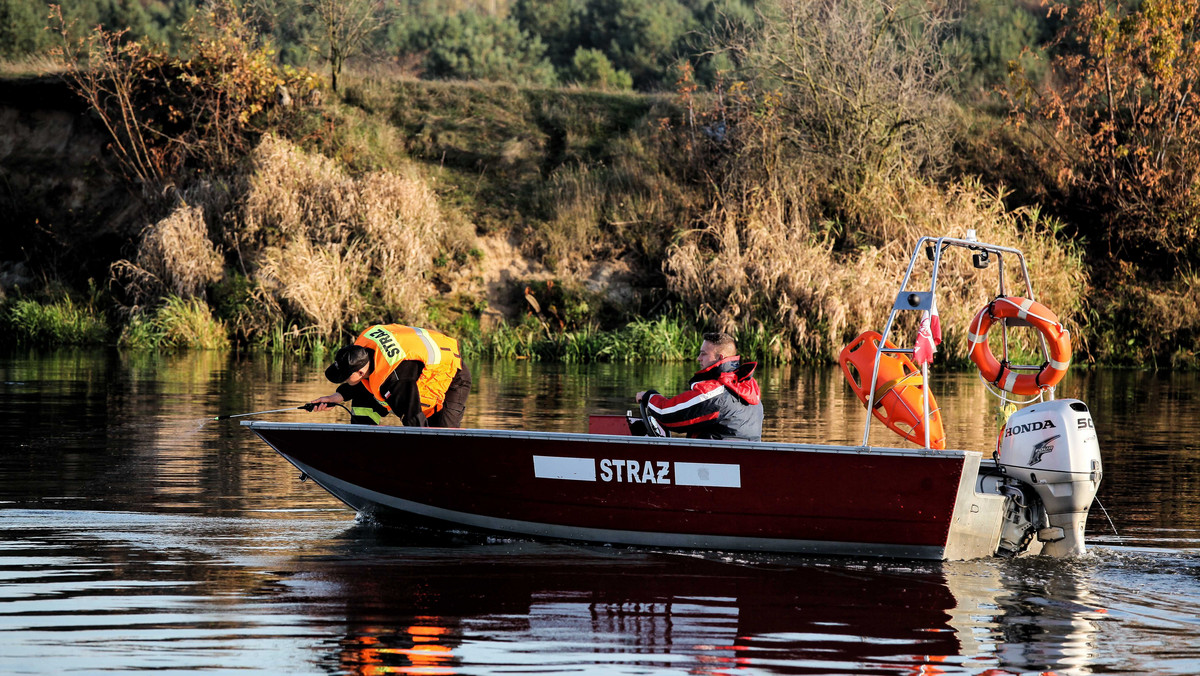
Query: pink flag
914,309,937,366
930,298,942,345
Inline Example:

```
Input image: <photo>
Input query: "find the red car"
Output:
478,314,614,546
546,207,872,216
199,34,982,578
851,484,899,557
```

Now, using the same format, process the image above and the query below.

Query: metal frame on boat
245,232,1102,560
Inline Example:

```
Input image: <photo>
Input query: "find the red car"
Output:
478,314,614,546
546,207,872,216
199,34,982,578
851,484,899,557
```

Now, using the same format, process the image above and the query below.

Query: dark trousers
429,363,471,428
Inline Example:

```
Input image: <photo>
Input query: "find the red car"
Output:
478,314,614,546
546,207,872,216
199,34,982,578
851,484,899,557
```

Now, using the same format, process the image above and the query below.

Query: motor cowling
996,398,1103,556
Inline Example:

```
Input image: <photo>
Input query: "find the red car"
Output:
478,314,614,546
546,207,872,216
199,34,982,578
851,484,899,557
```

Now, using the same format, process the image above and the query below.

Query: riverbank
1,47,1195,366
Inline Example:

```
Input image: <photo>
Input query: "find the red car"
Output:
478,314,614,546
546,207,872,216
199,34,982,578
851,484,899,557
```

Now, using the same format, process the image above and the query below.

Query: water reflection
282,531,1116,676
0,506,1139,675
301,541,958,675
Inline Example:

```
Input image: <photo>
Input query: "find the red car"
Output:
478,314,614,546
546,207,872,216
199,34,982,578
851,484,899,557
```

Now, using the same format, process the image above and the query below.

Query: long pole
213,404,316,421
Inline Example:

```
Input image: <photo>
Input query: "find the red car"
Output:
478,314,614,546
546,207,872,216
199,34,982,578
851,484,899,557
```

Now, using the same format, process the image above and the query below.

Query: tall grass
257,238,365,339
464,315,704,363
667,174,1088,365
1084,271,1200,370
260,322,338,356
534,144,695,273
462,314,796,365
119,296,229,350
0,55,65,77
657,0,1088,366
1,297,108,346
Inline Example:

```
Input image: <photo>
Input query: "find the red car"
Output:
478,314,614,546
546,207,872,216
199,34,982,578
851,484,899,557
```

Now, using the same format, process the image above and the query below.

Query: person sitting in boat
309,324,471,427
635,331,763,441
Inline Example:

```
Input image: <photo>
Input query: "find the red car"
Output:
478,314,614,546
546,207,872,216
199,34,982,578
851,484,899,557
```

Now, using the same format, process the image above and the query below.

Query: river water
1,350,1199,675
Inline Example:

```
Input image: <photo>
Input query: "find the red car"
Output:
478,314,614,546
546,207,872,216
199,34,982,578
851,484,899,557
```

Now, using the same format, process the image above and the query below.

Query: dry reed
667,175,1087,363
256,239,366,338
538,144,693,273
238,135,449,338
110,202,224,305
354,169,444,318
239,134,358,248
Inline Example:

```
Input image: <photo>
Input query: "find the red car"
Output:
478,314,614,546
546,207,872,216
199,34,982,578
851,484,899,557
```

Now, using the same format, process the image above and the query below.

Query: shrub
726,0,958,199
51,0,319,185
532,134,697,272
236,135,449,340
1084,271,1200,369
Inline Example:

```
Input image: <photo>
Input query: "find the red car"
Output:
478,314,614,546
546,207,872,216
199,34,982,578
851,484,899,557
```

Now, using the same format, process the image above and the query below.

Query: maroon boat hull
246,422,985,559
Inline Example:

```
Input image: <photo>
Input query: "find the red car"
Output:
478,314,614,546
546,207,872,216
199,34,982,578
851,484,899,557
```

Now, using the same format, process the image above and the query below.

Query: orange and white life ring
968,296,1071,396
839,331,946,449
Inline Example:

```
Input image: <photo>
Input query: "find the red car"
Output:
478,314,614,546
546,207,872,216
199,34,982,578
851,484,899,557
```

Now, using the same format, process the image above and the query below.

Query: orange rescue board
840,331,946,450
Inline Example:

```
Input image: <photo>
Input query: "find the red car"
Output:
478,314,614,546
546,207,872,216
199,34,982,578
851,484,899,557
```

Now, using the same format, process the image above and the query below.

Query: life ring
968,296,1071,396
839,331,946,449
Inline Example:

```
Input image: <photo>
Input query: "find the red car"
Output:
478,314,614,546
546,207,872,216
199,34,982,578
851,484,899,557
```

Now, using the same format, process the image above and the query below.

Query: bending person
635,331,763,441
311,324,471,427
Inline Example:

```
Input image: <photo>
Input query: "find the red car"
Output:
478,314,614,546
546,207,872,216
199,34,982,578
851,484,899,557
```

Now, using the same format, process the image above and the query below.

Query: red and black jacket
644,356,764,441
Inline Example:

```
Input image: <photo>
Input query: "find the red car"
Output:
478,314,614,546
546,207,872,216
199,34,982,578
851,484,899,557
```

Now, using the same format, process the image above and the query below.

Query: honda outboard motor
996,399,1103,556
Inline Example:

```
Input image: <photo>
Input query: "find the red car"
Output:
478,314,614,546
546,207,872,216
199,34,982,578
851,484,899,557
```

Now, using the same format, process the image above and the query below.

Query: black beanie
324,345,371,383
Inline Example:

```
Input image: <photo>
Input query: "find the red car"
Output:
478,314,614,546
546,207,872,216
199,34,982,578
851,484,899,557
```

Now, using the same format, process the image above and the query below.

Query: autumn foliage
50,0,318,185
1008,0,1200,271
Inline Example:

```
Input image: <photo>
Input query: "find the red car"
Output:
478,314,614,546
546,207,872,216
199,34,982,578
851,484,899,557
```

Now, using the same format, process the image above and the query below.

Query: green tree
0,0,48,57
95,0,153,42
948,1,1048,97
303,0,386,92
567,46,632,89
416,10,556,86
509,0,584,66
580,0,696,89
682,0,758,86
243,0,312,65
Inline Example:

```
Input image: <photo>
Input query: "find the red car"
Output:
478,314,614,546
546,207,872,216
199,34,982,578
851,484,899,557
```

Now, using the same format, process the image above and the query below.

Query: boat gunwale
241,420,979,460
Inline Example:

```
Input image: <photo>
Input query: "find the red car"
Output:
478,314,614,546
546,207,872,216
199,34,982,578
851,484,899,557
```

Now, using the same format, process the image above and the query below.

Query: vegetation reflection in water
3,350,1200,674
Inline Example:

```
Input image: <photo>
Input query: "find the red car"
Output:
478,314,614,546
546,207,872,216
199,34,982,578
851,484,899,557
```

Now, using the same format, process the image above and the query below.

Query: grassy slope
321,77,1193,368
2,73,1196,366
313,76,691,326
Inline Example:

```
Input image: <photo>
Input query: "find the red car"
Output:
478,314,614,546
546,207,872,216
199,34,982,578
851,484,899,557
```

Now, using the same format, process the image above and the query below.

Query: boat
245,231,1103,560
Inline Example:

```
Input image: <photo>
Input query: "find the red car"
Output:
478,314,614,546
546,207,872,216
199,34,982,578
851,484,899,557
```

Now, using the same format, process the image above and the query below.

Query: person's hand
308,394,343,412
635,391,646,403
